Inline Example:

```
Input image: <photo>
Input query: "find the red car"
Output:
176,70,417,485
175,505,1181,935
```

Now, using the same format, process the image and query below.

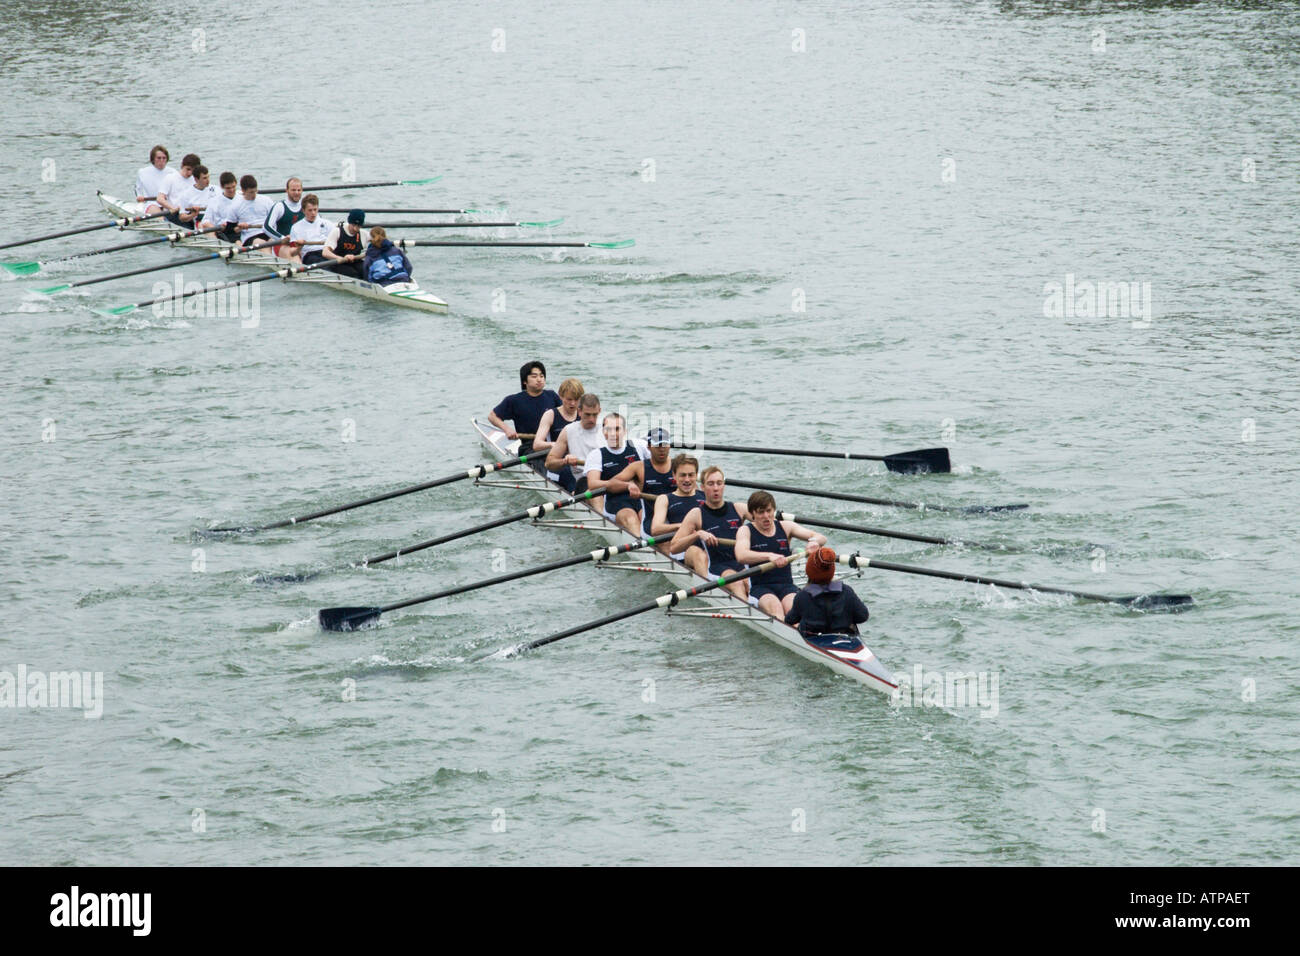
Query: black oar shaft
0,213,164,251
730,478,925,512
212,451,547,532
777,511,992,550
524,551,804,651
321,208,472,214
63,247,224,289
397,240,595,247
675,441,889,462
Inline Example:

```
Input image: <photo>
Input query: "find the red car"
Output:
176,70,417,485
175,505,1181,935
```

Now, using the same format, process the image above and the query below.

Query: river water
1,0,1297,865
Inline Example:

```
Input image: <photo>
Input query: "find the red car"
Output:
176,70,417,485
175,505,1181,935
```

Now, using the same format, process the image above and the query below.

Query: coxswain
286,194,331,265
668,465,751,599
175,165,217,230
583,412,648,537
322,209,366,278
135,145,172,211
533,377,584,489
363,227,414,285
733,491,826,618
649,453,707,563
784,547,870,639
232,175,275,250
263,177,305,255
545,393,605,494
488,361,561,458
200,172,241,242
155,153,200,224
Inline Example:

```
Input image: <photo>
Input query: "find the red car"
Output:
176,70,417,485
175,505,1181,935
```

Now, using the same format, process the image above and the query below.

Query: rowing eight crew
488,362,868,635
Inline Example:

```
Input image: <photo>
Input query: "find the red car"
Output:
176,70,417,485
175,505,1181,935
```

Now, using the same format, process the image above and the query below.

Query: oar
320,536,667,631
728,478,1026,515
368,219,563,229
0,211,169,251
259,491,598,585
672,441,950,475
95,257,342,317
395,238,634,249
321,208,503,215
516,550,808,654
838,553,1193,610
776,512,1001,551
208,450,550,533
34,229,249,294
137,177,444,201
3,226,223,277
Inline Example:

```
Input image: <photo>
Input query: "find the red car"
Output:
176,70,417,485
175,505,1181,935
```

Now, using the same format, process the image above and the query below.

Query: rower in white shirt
232,174,275,251
583,412,649,537
135,145,173,212
263,177,305,256
155,153,200,224
200,172,241,243
286,194,332,265
175,165,218,230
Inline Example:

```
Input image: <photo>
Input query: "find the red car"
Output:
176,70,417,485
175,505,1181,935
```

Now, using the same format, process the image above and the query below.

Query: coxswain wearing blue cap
668,465,751,600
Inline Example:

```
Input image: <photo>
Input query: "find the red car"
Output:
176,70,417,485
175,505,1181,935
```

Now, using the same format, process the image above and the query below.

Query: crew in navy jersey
582,412,648,538
488,360,561,456
734,490,826,618
668,465,753,601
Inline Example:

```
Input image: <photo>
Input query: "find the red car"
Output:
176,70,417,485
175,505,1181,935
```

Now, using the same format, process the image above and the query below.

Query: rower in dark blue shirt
733,490,826,619
668,465,752,600
488,360,561,456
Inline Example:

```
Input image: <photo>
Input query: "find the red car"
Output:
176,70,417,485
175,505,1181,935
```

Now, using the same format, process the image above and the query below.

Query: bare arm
545,429,571,474
669,508,710,555
782,520,826,551
532,409,556,451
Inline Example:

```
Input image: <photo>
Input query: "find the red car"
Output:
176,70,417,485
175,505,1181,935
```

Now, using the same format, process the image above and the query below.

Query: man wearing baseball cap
322,209,367,278
608,427,677,539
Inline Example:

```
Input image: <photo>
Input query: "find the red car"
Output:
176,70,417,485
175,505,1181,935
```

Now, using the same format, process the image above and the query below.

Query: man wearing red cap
784,547,871,638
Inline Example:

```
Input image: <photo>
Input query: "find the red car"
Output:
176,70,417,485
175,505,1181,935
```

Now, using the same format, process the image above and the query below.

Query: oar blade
319,606,383,631
398,177,443,186
883,447,951,474
35,284,71,296
94,304,140,317
1118,593,1195,611
959,503,1029,514
588,239,635,249
1,261,40,276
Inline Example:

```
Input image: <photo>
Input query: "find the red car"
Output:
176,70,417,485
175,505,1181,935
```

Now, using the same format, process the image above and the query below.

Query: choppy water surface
1,0,1297,865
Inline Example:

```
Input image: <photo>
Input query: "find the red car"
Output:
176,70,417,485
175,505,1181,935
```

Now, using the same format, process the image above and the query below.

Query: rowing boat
471,418,898,694
95,192,449,314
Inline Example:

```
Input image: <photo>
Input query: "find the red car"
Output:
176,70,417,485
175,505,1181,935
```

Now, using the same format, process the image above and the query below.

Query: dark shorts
707,558,745,577
750,580,799,603
327,259,365,279
555,468,577,493
240,232,271,248
302,250,326,265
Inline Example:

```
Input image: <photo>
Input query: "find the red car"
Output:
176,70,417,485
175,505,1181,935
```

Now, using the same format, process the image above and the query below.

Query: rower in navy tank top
733,490,828,619
668,465,754,600
637,428,678,535
583,412,648,538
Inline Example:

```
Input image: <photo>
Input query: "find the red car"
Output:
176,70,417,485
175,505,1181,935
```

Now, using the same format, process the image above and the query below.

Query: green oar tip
520,218,564,228
589,239,635,249
95,304,140,317
36,284,71,295
399,176,443,186
1,261,40,276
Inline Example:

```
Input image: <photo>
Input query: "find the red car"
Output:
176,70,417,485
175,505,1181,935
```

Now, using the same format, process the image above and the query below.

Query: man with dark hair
734,491,825,618
488,361,561,455
156,152,201,223
201,172,241,242
232,174,274,250
136,145,172,210
175,165,217,229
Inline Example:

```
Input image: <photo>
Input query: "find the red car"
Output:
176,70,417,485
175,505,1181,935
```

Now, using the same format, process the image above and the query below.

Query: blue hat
347,209,365,225
646,427,671,446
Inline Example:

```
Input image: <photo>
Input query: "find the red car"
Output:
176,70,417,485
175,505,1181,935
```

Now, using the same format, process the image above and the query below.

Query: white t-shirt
582,439,649,479
156,168,194,207
177,182,217,214
562,421,605,479
290,216,333,254
232,194,274,240
135,164,172,201
201,192,240,229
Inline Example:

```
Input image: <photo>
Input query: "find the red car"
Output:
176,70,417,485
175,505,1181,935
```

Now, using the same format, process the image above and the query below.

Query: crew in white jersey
135,145,172,211
544,394,606,495
286,195,331,265
155,153,200,224
200,172,241,243
175,165,218,230
232,174,275,250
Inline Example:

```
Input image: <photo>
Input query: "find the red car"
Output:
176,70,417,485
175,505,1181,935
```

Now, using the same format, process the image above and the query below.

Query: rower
322,209,366,278
263,177,305,255
649,453,707,563
733,490,827,618
175,165,217,230
232,174,275,250
584,412,648,537
362,227,414,284
608,427,676,539
200,172,241,242
784,547,870,639
286,194,331,265
533,377,584,490
135,145,172,211
545,393,604,494
155,153,200,224
488,361,561,457
668,465,751,599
